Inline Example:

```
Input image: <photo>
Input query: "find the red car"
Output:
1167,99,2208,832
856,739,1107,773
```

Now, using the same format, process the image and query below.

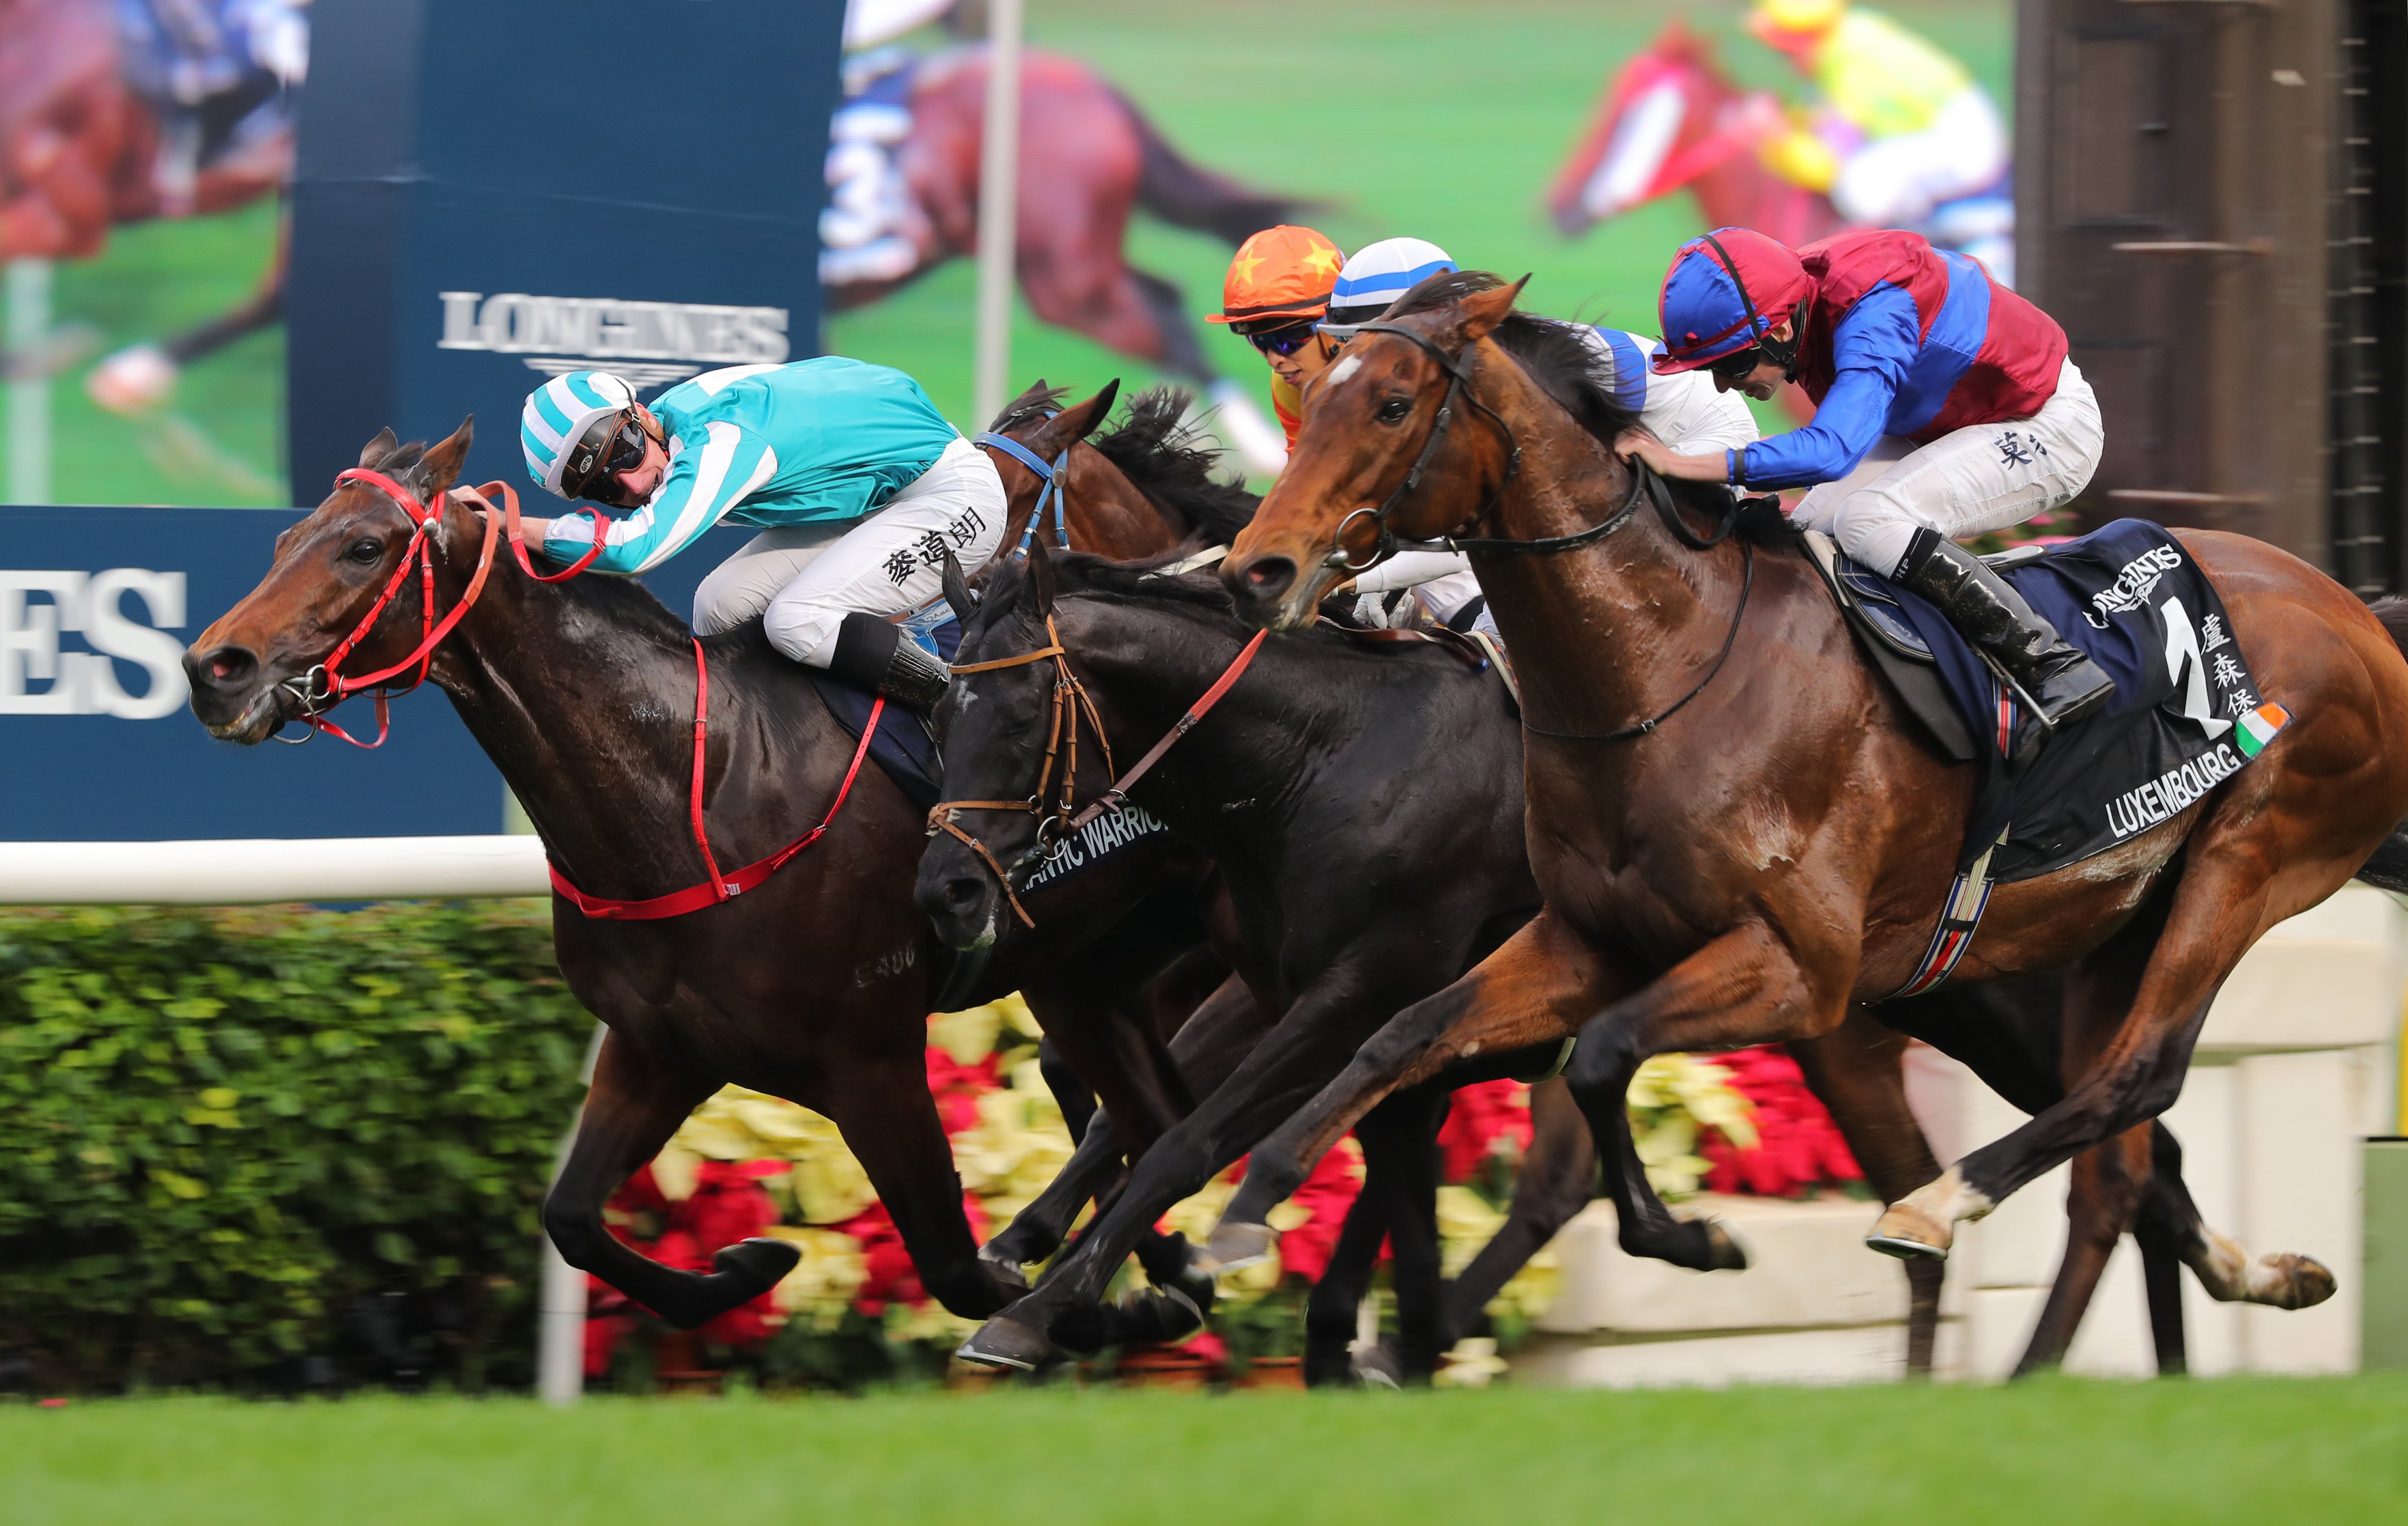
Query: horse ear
1026,535,1058,620
1456,276,1530,345
1052,378,1121,444
416,416,475,499
356,428,399,469
941,549,979,625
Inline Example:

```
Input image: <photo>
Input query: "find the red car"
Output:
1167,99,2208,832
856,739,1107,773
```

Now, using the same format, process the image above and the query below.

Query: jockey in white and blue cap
1319,238,1760,634
518,358,1010,709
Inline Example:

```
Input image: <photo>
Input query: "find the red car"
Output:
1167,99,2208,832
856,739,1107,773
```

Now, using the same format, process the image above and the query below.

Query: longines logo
437,291,791,392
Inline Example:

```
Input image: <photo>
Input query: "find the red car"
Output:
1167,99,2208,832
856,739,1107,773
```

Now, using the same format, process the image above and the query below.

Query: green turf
4,1375,2403,1525
2,2,2009,506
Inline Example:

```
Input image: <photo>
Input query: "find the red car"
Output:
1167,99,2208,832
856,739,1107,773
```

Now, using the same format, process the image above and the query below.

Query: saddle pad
1874,519,2288,881
802,611,962,815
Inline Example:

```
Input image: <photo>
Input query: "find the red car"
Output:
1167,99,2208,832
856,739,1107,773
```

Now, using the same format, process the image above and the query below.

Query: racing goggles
1239,320,1321,357
1708,346,1766,382
560,409,650,502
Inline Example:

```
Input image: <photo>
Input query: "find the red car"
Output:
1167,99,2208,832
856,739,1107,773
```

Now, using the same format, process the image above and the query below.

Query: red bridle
281,469,604,747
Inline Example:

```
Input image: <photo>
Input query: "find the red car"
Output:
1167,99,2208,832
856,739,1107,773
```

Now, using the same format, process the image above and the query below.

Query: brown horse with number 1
179,397,1235,1340
1213,271,2408,1273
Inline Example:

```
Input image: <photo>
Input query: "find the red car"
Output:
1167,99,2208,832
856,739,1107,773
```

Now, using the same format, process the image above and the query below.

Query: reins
928,614,1267,927
1328,318,1755,744
274,469,878,920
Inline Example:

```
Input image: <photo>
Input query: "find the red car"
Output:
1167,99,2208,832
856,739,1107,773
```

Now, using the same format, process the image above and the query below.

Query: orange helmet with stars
1209,225,1345,328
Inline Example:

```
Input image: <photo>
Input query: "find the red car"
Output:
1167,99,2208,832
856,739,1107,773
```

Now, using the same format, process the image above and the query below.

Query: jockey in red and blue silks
1623,225,2113,733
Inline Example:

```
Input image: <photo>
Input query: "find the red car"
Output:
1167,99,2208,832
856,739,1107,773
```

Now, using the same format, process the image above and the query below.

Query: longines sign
436,292,792,393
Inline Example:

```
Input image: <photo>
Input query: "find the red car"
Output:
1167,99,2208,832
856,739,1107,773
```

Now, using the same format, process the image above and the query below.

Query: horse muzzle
915,858,1003,953
183,642,295,744
1219,549,1323,632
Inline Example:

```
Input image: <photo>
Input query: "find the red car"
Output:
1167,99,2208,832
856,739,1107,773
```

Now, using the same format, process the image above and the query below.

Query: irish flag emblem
2235,703,2290,758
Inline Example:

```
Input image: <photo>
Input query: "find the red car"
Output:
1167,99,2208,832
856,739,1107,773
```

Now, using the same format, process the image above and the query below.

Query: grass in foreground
5,1374,2404,1526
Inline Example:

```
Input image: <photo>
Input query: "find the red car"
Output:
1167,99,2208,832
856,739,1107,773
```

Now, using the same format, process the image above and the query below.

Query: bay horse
931,545,2324,1378
828,43,1308,471
1212,271,2408,1297
179,401,1236,1339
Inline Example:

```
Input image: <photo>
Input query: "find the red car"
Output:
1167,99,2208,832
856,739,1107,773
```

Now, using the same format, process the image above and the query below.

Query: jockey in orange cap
1209,224,1346,462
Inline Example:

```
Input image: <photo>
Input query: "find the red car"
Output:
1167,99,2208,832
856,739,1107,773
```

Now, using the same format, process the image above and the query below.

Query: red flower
1262,1143,1366,1283
924,1047,1002,1136
1436,1080,1531,1183
1701,1046,1863,1197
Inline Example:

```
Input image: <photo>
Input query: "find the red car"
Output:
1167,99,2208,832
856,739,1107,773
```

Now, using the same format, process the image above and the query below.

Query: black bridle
1328,316,1755,743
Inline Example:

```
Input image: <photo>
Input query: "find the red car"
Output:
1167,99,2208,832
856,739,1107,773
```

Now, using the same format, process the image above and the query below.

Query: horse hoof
1867,1202,1952,1261
713,1236,802,1292
957,1315,1056,1373
2254,1253,2337,1310
1700,1218,1750,1272
1197,1219,1277,1275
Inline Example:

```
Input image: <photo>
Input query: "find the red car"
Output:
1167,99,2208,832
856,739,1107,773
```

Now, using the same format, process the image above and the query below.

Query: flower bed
590,999,1866,1388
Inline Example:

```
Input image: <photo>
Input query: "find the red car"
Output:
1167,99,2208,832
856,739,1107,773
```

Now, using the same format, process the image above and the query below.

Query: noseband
927,615,1266,927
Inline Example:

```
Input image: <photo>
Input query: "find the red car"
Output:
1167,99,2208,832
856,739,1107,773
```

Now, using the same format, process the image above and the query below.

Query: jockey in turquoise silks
518,359,1008,709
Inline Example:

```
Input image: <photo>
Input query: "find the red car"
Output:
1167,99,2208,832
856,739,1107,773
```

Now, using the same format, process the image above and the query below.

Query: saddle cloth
1812,518,2289,883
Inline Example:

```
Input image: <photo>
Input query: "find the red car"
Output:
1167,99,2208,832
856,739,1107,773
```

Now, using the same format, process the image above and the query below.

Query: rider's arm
541,422,780,575
1353,549,1473,593
1728,286,1917,489
1641,367,1761,456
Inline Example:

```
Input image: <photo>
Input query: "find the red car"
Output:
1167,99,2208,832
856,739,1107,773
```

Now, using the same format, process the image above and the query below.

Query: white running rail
0,834,549,904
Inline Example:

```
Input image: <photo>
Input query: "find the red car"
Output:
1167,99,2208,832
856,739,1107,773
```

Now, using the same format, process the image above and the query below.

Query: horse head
1546,21,1751,237
1224,273,1526,631
917,537,1078,951
185,420,478,743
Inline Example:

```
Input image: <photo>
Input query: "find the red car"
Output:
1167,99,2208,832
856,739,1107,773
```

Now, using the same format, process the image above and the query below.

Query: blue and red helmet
1650,228,1814,375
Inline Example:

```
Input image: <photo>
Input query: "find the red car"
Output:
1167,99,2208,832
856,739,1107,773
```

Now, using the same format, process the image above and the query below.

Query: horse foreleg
1787,1010,1945,1377
543,1029,791,1330
1211,912,1631,1261
1438,1076,1597,1347
1565,1026,1748,1275
1353,1084,1452,1384
1303,1155,1393,1387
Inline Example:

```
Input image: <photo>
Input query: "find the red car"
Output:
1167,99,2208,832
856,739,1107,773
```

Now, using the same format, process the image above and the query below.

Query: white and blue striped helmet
521,370,639,499
1323,238,1458,330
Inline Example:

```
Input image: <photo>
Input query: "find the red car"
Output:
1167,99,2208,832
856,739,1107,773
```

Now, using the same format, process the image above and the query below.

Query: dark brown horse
1211,271,2408,1291
179,403,1230,1337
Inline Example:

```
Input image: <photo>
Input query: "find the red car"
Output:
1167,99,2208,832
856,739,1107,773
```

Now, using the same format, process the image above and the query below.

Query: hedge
0,902,591,1393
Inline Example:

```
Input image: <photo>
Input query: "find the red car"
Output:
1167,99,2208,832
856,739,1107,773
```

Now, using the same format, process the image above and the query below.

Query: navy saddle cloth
803,616,959,815
1827,519,2282,882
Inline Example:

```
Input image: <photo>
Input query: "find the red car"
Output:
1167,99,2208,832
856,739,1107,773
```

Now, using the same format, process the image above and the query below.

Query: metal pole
969,0,1024,429
537,1023,607,1407
6,260,53,505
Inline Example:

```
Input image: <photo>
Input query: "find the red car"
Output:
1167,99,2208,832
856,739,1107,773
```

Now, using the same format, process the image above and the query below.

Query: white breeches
1832,86,2008,228
1789,358,2103,577
690,435,1009,665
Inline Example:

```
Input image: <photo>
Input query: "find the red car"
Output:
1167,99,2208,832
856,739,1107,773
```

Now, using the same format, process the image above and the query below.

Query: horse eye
348,538,384,564
1376,398,1412,424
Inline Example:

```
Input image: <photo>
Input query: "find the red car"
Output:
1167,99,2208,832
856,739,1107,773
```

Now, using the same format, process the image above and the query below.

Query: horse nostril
188,645,258,690
942,876,988,916
1241,556,1296,600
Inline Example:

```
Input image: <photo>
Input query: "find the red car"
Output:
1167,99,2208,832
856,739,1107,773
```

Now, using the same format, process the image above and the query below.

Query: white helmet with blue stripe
1323,238,1458,331
522,370,640,499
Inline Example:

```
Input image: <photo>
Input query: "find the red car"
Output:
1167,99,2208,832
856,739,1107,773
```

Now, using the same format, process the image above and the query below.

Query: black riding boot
1894,529,2115,734
828,611,951,711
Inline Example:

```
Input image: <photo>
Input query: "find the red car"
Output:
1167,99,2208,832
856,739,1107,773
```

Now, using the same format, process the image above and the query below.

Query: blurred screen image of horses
0,0,2011,507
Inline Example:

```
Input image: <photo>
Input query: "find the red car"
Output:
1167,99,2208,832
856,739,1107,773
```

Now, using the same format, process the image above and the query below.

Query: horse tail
2349,597,2408,890
1120,89,1317,245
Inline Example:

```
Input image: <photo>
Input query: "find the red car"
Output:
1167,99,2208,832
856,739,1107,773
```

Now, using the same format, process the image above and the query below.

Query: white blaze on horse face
1325,355,1363,389
1584,79,1686,220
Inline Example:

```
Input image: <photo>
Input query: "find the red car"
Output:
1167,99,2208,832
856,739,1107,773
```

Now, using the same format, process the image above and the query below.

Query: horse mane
1390,269,1791,546
1089,386,1259,545
963,549,1235,653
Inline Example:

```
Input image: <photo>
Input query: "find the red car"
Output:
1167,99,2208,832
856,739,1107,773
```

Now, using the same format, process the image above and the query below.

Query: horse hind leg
1787,1010,1944,1376
543,1029,798,1331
